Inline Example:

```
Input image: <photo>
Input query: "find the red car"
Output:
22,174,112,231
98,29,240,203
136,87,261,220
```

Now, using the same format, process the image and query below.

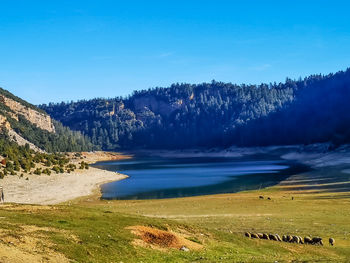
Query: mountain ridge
41,68,350,150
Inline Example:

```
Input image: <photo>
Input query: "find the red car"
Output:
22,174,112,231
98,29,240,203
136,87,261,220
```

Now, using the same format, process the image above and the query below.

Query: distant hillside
0,88,95,152
229,70,350,147
41,68,350,150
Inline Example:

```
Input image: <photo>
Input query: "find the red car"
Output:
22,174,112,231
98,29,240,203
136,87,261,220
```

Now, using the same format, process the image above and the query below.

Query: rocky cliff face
0,115,10,130
0,95,55,133
7,128,44,152
133,95,183,117
0,92,57,152
0,112,43,151
0,88,94,153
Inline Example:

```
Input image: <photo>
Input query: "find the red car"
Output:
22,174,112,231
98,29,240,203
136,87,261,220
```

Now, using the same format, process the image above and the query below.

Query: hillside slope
41,68,350,150
0,88,95,152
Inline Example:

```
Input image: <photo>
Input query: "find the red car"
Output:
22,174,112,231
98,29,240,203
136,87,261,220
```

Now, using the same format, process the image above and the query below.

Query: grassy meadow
1,166,350,262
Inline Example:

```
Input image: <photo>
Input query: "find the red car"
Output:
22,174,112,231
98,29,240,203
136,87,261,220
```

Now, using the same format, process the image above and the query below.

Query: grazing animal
257,233,264,239
329,238,335,246
312,237,323,246
275,234,282,241
291,196,294,200
304,236,312,244
299,236,304,244
282,235,287,242
245,232,251,238
269,234,278,241
0,187,4,203
259,196,264,199
262,233,269,240
267,197,271,200
251,233,259,239
293,236,300,244
287,235,293,242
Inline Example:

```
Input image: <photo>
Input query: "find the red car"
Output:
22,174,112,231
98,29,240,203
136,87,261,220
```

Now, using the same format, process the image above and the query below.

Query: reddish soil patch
127,225,203,251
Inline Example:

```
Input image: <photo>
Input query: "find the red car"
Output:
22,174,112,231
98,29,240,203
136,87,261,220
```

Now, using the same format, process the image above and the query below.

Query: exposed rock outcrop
7,128,44,152
0,115,10,130
0,95,55,133
133,96,183,117
0,114,43,151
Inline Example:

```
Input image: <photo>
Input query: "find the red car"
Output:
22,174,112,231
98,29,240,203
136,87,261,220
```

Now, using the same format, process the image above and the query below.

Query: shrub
33,168,42,175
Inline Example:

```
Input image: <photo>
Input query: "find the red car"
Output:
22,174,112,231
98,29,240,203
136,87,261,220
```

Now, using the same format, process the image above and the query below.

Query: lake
93,156,307,200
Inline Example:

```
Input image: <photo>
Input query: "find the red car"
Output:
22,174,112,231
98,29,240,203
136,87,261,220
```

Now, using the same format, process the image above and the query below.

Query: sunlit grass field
1,166,350,262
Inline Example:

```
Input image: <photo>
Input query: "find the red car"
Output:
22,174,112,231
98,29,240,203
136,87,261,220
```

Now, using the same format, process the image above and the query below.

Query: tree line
40,68,350,150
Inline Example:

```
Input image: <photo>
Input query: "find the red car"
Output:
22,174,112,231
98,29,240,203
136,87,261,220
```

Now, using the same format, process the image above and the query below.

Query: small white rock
180,246,190,252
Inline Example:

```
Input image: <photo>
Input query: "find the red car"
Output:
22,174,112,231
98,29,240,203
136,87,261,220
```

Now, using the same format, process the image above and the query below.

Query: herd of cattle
245,232,335,246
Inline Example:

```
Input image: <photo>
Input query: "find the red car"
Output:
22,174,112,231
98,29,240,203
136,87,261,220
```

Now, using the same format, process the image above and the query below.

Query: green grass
1,167,350,262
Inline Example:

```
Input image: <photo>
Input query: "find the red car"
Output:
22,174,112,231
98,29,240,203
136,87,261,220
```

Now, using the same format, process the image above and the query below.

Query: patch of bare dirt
69,151,132,164
127,225,203,251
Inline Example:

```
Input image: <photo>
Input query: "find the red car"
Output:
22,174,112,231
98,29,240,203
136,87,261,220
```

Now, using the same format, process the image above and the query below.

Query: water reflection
94,157,306,200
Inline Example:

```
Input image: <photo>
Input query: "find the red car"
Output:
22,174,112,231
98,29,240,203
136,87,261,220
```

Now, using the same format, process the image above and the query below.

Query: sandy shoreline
3,143,350,205
1,151,130,205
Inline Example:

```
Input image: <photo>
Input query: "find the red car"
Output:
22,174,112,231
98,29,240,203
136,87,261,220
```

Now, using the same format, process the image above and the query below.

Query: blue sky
1,0,350,104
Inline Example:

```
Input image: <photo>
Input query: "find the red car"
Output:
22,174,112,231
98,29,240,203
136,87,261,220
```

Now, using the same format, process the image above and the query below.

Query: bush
42,168,51,175
33,168,42,175
79,161,89,170
52,166,60,174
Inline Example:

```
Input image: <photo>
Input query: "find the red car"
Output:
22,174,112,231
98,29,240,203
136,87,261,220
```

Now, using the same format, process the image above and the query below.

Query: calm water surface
94,156,305,200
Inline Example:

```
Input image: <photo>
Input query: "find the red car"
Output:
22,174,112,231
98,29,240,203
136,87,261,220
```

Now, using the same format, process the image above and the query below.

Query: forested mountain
231,70,350,147
41,68,350,150
0,88,95,152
